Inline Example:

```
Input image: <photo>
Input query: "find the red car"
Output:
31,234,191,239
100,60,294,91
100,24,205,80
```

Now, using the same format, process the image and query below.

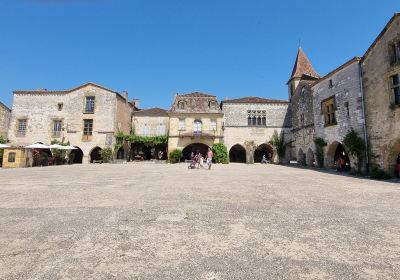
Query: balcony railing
178,130,221,138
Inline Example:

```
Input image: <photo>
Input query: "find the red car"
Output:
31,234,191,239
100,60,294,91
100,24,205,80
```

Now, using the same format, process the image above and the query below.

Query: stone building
131,107,169,160
8,82,133,164
312,57,365,169
221,97,292,164
288,47,320,166
362,13,400,175
0,102,11,139
168,92,224,159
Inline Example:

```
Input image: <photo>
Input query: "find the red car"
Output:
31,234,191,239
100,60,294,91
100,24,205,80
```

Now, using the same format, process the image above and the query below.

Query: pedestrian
395,153,400,179
336,157,342,172
199,153,204,168
64,153,69,165
207,148,213,170
341,157,347,172
261,154,267,164
158,150,163,160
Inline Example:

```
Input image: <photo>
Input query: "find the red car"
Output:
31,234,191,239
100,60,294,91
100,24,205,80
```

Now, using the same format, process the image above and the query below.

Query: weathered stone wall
132,116,169,136
116,96,132,134
291,83,316,165
362,16,400,174
8,84,121,163
312,61,364,168
0,103,11,139
222,102,292,163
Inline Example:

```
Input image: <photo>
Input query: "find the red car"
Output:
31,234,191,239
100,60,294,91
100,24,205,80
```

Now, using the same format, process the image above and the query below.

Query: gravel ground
0,163,399,280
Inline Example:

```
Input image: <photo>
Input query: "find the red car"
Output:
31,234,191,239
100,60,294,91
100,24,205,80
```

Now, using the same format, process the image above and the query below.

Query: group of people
336,157,348,172
189,148,213,170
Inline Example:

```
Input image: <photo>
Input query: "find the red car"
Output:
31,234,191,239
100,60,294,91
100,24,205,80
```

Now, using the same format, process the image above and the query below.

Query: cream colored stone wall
0,103,11,139
116,96,132,133
362,16,400,175
8,84,123,163
132,116,169,136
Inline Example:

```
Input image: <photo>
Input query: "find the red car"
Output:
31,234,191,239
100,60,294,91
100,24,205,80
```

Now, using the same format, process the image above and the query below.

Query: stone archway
117,147,125,160
182,143,209,161
70,146,83,164
90,146,102,163
306,148,315,167
254,144,273,163
326,141,350,170
385,138,400,176
229,144,246,163
297,148,305,165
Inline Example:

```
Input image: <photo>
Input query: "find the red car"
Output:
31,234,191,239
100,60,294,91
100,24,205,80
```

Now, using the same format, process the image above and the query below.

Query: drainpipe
359,61,369,173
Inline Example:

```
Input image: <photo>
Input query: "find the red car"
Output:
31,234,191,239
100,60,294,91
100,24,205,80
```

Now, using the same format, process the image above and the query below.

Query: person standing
395,153,400,179
207,148,213,170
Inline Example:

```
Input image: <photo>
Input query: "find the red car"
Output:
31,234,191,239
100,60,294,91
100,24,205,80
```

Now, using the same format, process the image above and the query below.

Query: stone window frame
52,119,63,138
82,119,94,141
388,36,400,67
389,73,400,106
16,118,28,137
209,101,217,110
247,110,266,127
83,95,96,114
210,119,217,131
300,113,305,127
178,118,185,131
8,152,16,163
57,103,64,111
321,96,337,127
177,100,186,110
193,119,202,133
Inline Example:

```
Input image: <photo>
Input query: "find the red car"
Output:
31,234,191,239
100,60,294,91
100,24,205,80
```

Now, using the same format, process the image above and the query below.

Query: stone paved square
0,163,399,279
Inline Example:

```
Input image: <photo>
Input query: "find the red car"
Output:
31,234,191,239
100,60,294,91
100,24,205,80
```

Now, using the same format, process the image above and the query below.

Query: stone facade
132,108,169,137
362,14,400,175
312,58,365,169
291,80,317,166
168,93,224,158
0,102,11,139
8,83,132,164
222,97,292,163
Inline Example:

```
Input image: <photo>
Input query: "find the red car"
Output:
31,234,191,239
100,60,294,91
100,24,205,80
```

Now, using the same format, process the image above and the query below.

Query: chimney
122,91,128,102
132,98,139,109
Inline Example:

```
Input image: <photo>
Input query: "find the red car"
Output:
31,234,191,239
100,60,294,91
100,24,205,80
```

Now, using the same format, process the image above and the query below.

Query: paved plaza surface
0,163,399,280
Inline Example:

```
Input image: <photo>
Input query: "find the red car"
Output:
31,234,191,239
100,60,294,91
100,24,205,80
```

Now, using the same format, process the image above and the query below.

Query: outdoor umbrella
0,144,10,148
25,143,50,149
57,146,78,150
49,144,64,149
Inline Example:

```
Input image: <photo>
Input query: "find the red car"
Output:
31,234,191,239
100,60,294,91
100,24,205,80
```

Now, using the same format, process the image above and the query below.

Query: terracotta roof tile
134,107,168,116
223,96,289,104
169,92,222,114
288,47,319,83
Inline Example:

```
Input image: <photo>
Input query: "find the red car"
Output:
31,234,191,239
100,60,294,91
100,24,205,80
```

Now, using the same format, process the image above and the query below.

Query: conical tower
287,47,319,100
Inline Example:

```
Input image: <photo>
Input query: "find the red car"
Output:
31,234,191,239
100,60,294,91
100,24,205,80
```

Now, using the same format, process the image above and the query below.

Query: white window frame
211,119,217,131
53,120,62,137
143,123,150,136
194,119,202,133
179,119,185,131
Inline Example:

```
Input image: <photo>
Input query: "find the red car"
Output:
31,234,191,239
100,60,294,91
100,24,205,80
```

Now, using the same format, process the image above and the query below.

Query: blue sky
0,0,398,109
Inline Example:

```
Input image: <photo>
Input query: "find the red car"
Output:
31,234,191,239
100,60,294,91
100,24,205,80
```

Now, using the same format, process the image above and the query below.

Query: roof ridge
288,47,319,83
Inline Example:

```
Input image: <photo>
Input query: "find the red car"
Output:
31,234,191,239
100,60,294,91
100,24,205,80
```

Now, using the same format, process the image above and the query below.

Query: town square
0,1,400,279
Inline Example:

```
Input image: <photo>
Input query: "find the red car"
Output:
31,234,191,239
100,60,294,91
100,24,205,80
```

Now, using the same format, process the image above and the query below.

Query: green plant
0,136,6,144
212,143,229,164
343,129,365,172
169,149,182,163
50,139,69,164
100,147,113,163
314,137,327,168
369,165,391,180
268,130,286,162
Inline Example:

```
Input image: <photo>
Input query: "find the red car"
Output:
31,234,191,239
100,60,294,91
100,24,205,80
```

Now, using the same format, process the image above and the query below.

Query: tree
314,137,327,168
212,143,228,164
169,149,182,163
268,130,287,163
100,147,113,163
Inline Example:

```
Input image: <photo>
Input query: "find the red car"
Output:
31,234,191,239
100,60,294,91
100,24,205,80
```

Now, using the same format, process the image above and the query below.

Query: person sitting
261,155,268,164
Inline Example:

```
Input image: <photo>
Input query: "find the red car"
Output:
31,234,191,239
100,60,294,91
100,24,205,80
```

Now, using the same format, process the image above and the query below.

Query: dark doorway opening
229,144,246,163
254,144,273,163
90,147,102,163
182,143,209,161
70,147,83,164
334,143,350,170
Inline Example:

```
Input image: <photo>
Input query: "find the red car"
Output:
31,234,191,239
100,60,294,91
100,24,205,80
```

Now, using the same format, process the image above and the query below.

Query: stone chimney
132,98,139,109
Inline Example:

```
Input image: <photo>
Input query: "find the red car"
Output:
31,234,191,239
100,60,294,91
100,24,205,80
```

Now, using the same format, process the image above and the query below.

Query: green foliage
212,143,229,164
100,147,113,163
0,136,6,144
314,137,327,168
268,130,286,158
50,139,69,164
343,129,365,172
169,149,182,163
369,165,391,180
116,132,168,147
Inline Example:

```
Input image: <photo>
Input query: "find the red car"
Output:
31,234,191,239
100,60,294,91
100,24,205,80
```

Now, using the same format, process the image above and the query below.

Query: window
143,124,150,136
57,103,63,111
391,74,400,105
17,119,27,136
157,124,166,135
344,102,350,117
8,152,16,163
85,96,95,113
83,119,93,135
179,119,185,131
300,114,305,126
247,110,266,126
329,79,333,88
178,101,185,110
53,120,62,137
322,97,336,126
211,120,217,131
209,101,217,110
194,120,202,133
389,41,400,66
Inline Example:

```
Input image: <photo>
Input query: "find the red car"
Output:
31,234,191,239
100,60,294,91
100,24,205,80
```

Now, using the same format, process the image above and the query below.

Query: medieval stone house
0,102,11,139
7,82,133,164
167,92,224,160
221,97,291,164
362,13,400,175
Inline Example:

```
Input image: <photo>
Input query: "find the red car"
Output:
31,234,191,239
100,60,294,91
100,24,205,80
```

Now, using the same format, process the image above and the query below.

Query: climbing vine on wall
314,137,327,168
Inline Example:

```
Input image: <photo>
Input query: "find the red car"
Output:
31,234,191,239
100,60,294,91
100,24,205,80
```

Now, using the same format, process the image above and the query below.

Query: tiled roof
134,107,168,117
0,102,11,112
223,96,289,104
13,82,119,95
288,47,319,83
169,92,223,114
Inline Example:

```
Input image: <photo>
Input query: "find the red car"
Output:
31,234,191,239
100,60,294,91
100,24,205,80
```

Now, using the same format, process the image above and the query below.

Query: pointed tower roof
288,47,319,83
